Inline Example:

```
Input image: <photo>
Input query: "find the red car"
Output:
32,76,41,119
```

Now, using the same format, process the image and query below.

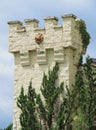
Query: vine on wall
76,20,90,51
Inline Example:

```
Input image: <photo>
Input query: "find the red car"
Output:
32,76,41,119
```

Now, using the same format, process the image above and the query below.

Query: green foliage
36,62,64,129
17,82,42,130
73,113,88,130
55,85,78,130
76,20,90,51
4,123,13,130
17,59,96,130
83,57,96,130
73,56,96,130
72,56,88,130
17,63,77,130
36,63,79,130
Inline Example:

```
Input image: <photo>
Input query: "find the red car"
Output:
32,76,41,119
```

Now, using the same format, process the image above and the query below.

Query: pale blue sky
0,0,96,129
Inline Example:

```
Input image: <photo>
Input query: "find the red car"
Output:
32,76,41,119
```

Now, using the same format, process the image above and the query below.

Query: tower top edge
62,14,77,19
7,14,77,25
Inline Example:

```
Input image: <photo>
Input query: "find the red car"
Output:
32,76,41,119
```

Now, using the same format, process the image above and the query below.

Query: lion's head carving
35,33,44,44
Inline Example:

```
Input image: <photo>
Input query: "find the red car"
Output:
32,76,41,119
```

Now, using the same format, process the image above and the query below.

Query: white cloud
0,63,13,77
27,0,94,12
0,0,93,17
86,38,96,58
0,98,13,116
0,47,13,63
63,0,93,8
0,47,14,77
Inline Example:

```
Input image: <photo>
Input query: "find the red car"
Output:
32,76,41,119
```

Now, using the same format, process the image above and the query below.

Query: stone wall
8,14,83,130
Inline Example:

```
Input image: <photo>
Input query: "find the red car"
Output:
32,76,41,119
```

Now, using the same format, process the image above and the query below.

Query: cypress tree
55,84,79,130
17,82,42,130
73,57,96,130
83,57,96,130
36,63,79,130
36,62,64,130
17,63,80,130
17,60,96,130
73,62,88,130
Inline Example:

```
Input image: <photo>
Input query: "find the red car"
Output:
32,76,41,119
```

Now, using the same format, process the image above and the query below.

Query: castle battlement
8,14,83,130
8,14,82,53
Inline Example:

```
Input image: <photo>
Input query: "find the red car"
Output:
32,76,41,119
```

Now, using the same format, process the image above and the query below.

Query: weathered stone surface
8,14,83,130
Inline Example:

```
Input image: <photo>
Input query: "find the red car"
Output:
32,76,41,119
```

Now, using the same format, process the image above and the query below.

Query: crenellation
8,20,23,26
62,14,76,32
8,20,23,33
8,14,84,130
44,16,58,21
8,14,83,53
24,18,39,24
62,14,76,19
44,16,58,29
24,18,39,30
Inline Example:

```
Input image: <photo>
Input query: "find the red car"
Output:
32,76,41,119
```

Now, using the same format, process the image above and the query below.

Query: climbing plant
76,19,90,51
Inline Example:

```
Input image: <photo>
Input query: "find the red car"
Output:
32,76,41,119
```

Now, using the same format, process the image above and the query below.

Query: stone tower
8,14,83,130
